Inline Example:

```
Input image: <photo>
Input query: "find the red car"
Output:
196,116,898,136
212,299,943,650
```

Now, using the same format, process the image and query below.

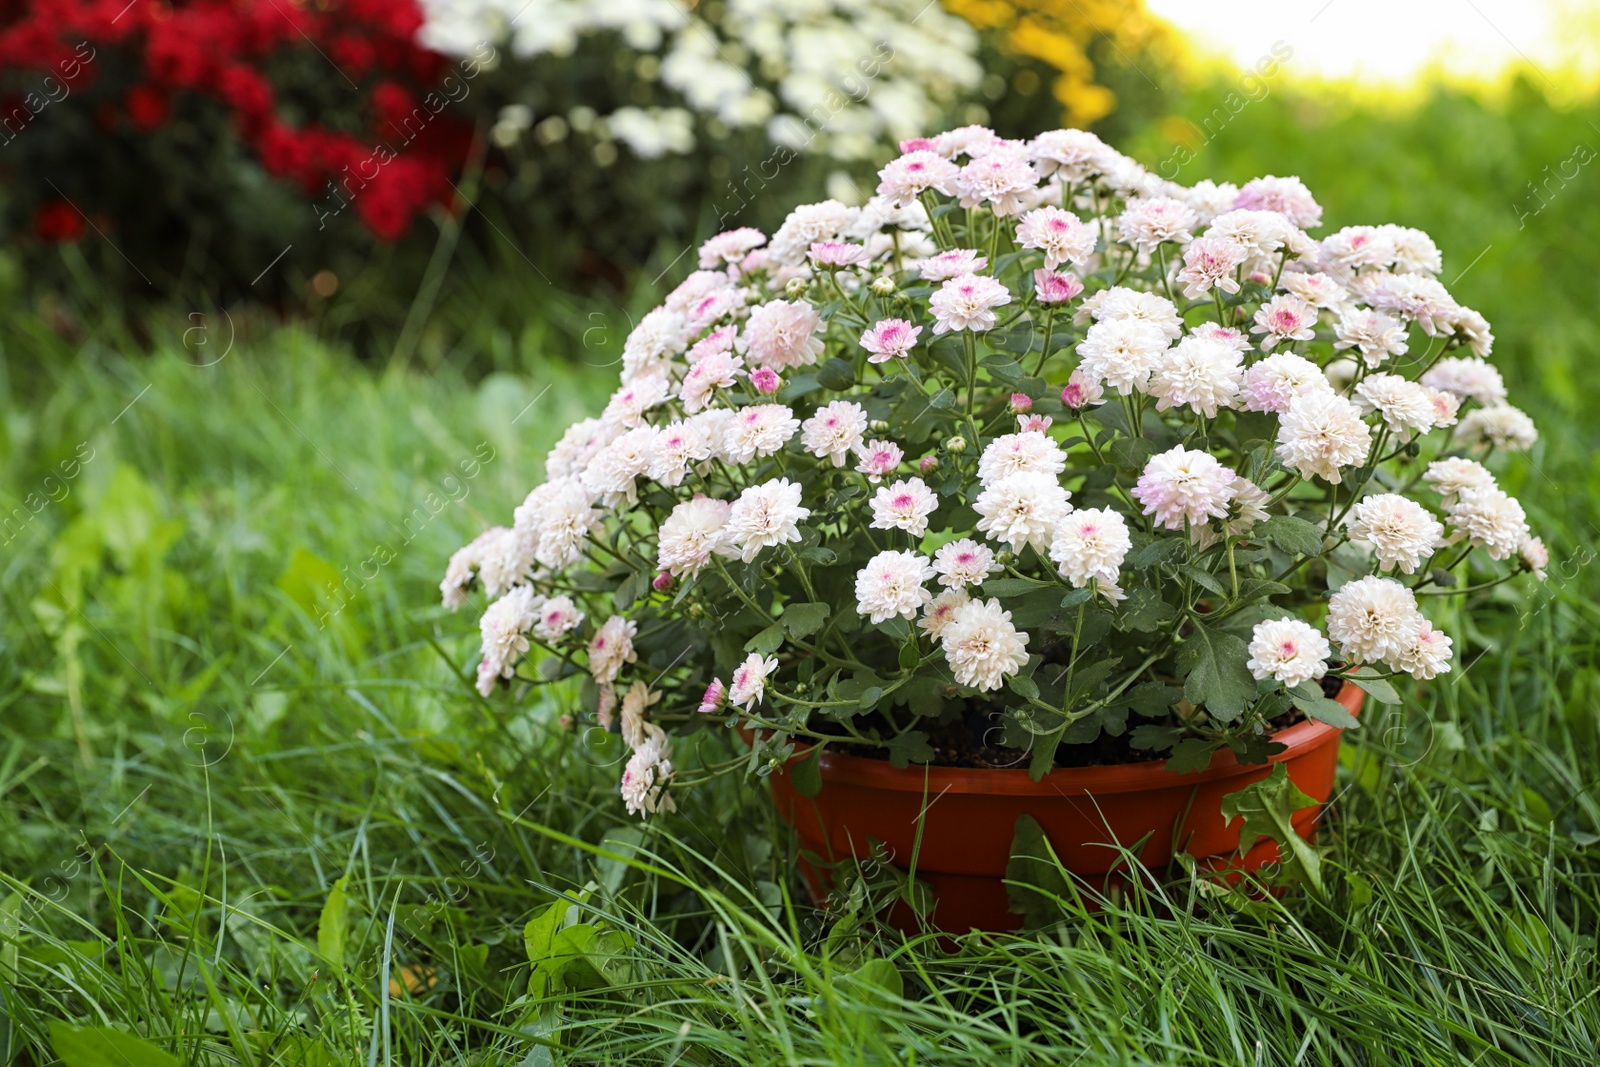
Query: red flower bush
0,0,468,244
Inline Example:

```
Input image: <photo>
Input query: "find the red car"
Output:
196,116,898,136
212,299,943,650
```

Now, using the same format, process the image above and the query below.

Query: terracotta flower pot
766,681,1364,933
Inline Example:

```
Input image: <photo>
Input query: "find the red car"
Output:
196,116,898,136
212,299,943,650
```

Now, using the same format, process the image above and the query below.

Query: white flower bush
418,0,982,162
442,124,1545,817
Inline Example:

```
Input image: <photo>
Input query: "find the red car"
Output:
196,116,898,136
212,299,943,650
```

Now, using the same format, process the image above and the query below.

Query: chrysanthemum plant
443,125,1544,816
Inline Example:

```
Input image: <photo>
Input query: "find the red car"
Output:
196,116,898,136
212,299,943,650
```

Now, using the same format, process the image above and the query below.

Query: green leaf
816,357,856,391
1290,682,1361,729
1008,672,1039,701
898,638,922,670
1005,814,1072,927
1179,563,1228,598
1120,681,1183,718
1165,737,1222,773
927,387,957,409
885,730,933,768
1119,586,1177,632
790,745,824,798
1129,723,1184,752
1260,514,1325,557
316,876,348,970
981,577,1045,598
49,1023,180,1067
1219,762,1328,896
1176,625,1257,722
1346,668,1399,705
596,827,646,896
845,958,904,1007
782,601,831,640
745,622,786,655
1234,577,1292,602
1109,437,1157,475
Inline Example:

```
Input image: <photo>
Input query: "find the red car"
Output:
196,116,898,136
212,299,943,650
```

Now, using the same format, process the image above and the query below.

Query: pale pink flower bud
1010,392,1033,414
919,454,940,473
698,678,725,714
652,571,673,593
749,367,782,395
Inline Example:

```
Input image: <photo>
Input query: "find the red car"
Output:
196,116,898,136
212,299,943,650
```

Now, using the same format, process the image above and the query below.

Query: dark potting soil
830,673,1342,770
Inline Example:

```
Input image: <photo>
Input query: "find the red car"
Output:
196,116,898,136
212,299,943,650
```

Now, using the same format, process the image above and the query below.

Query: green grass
2,82,1600,1065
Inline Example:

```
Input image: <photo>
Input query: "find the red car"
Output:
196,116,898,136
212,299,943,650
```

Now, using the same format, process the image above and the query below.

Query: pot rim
786,681,1363,797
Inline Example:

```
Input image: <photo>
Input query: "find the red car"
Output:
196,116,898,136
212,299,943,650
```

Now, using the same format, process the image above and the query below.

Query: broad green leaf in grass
845,958,904,1008
1219,762,1327,897
596,827,646,897
316,876,348,970
1005,814,1073,928
49,1022,179,1067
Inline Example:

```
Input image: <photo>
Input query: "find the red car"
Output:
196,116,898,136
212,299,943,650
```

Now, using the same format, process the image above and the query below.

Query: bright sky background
1145,0,1595,89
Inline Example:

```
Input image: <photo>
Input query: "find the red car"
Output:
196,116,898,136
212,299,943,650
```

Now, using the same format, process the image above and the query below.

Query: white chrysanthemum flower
1049,507,1131,594
1451,306,1494,357
870,477,939,537
1078,286,1183,339
1251,294,1318,351
1346,493,1445,574
738,299,824,369
1370,273,1460,336
581,426,657,507
1276,392,1373,484
1246,618,1331,688
1334,308,1409,367
1241,352,1333,414
854,549,936,623
1029,127,1114,181
1132,446,1236,531
728,652,778,710
1205,208,1292,260
1318,224,1394,273
620,736,675,819
533,594,584,642
621,307,690,381
1355,372,1438,438
699,227,766,268
536,479,602,570
657,496,731,577
1422,457,1496,503
1458,405,1537,451
1395,624,1453,680
588,615,638,686
917,248,988,281
601,376,670,430
877,150,960,205
619,679,663,750
678,350,743,413
649,420,714,487
441,527,503,609
475,525,535,601
974,472,1072,552
1447,486,1529,560
954,149,1038,216
1015,207,1096,270
545,417,615,481
476,585,540,695
1236,175,1322,229
801,400,868,467
977,431,1067,486
1147,334,1244,418
688,408,736,462
1075,317,1170,395
1116,196,1198,254
768,200,856,265
1379,224,1443,275
919,587,970,641
1183,179,1241,225
1420,356,1507,406
929,273,1012,334
1279,269,1346,310
724,478,810,563
1326,575,1425,666
722,404,800,464
1519,536,1549,579
940,597,1030,692
933,538,1000,588
1176,236,1247,299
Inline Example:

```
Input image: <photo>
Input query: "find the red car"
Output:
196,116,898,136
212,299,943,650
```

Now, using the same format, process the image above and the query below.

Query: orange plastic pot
765,682,1364,933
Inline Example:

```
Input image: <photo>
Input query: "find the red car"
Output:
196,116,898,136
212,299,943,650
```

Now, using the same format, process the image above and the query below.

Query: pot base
768,683,1362,933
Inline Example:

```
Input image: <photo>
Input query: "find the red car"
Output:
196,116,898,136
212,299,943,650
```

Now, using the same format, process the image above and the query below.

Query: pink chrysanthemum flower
860,318,922,363
1015,207,1096,270
855,439,904,482
1033,269,1084,305
876,150,960,206
919,248,989,282
1176,236,1247,300
1117,196,1198,255
808,241,870,269
1251,294,1319,351
698,227,766,268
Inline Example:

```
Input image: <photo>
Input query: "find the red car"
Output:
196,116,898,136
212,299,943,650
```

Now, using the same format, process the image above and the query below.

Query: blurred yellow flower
946,0,1173,125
